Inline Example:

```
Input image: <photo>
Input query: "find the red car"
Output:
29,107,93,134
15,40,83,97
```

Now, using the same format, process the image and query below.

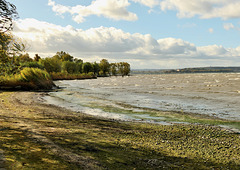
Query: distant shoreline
132,66,240,74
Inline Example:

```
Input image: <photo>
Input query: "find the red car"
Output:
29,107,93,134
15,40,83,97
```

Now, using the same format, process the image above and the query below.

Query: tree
0,32,12,63
92,62,100,75
0,33,23,75
74,58,83,63
110,63,117,76
122,62,130,76
82,62,92,74
34,54,41,61
99,59,110,76
0,1,20,76
54,51,73,62
117,62,130,76
0,31,11,52
62,61,77,74
0,0,18,32
76,62,83,73
19,53,33,63
40,57,61,73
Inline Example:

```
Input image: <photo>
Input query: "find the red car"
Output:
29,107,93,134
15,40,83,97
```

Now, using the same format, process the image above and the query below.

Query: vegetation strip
0,92,239,169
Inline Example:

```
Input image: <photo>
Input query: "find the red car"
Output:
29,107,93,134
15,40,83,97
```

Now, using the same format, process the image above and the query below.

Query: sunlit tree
110,63,117,76
40,57,61,73
99,59,110,76
117,62,130,76
54,51,73,62
62,61,77,74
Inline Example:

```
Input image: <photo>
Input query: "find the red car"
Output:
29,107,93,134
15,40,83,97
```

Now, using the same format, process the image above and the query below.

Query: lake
44,73,240,123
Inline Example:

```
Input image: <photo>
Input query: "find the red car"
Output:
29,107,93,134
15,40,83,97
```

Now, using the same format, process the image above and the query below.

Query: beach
0,91,240,169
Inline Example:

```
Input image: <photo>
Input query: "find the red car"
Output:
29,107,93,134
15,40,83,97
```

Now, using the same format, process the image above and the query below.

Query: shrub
17,67,54,90
0,68,54,90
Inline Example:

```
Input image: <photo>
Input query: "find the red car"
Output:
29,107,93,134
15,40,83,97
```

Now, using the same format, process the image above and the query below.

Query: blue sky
8,0,240,69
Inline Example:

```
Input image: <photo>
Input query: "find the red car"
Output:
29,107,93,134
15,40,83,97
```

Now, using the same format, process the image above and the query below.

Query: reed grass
0,67,54,90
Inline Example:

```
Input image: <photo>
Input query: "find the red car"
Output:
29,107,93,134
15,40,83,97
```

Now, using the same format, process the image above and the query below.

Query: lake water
44,73,240,123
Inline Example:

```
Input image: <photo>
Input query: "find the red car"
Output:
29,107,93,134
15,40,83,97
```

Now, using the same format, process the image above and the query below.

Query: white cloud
208,28,214,33
48,0,138,23
159,0,240,19
47,0,240,22
131,0,160,8
223,23,235,30
13,18,240,69
197,45,228,56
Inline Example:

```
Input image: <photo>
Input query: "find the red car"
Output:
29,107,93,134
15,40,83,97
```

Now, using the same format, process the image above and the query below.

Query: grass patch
0,128,79,169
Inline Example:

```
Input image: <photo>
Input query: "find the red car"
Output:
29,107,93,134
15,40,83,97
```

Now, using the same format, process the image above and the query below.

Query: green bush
0,68,54,90
17,67,54,89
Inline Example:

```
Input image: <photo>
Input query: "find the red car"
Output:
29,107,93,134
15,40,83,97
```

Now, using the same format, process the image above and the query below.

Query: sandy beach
0,91,240,169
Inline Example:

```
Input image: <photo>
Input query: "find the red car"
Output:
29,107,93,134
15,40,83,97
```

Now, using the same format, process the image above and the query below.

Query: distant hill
131,69,168,74
132,67,240,74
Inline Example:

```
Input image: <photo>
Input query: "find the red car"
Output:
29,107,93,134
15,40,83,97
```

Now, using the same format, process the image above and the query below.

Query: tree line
19,51,131,79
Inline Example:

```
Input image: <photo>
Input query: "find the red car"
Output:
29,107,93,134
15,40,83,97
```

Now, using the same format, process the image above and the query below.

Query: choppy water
44,73,240,122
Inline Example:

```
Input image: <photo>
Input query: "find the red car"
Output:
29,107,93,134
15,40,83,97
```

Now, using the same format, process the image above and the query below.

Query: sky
7,0,240,69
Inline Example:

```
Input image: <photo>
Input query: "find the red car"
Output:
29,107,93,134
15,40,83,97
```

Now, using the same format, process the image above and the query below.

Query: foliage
0,32,11,52
0,32,29,76
82,62,93,74
0,67,54,90
18,53,33,63
34,54,41,61
53,51,73,62
117,62,131,76
39,57,61,73
99,59,110,76
20,61,44,70
110,63,117,76
50,72,96,80
0,0,18,32
92,62,100,75
62,61,77,74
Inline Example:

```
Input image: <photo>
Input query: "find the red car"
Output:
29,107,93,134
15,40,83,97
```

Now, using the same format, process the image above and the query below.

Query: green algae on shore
83,100,240,133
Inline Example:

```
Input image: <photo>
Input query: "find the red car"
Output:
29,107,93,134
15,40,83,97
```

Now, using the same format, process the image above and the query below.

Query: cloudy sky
8,0,240,69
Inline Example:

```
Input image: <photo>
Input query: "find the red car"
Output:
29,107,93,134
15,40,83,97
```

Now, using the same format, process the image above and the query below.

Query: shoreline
0,91,240,169
43,89,240,134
